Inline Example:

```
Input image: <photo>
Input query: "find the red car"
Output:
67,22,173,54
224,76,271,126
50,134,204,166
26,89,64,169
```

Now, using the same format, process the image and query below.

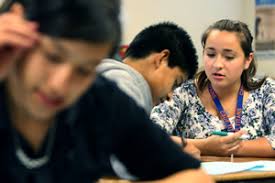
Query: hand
184,142,201,160
0,3,39,80
170,136,201,159
202,130,245,156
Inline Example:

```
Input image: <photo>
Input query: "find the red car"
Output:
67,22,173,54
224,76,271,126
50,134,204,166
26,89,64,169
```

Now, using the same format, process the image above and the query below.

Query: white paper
249,161,275,171
201,161,268,175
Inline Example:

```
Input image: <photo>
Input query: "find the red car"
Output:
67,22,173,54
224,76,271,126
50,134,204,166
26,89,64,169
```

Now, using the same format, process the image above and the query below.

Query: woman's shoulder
265,77,275,85
251,77,275,97
180,79,196,89
258,77,275,90
173,79,199,100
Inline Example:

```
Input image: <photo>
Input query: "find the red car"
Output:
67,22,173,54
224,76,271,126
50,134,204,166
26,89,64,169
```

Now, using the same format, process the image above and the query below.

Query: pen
211,131,250,140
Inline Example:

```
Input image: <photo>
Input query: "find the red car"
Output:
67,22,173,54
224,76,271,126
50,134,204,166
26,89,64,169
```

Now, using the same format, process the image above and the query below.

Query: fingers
0,32,37,48
227,144,241,154
223,139,241,154
217,131,246,155
0,5,39,49
10,3,24,16
221,131,244,144
0,2,40,81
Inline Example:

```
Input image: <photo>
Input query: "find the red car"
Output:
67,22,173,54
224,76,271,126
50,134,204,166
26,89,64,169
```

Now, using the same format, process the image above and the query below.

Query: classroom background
0,0,273,77
120,0,275,77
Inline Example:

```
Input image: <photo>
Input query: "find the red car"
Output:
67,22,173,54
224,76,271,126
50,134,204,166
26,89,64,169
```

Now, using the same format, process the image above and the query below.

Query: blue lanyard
208,84,244,132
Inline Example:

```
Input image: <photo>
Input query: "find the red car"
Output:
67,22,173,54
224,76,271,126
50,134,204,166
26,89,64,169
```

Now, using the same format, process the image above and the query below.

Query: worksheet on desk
202,161,275,175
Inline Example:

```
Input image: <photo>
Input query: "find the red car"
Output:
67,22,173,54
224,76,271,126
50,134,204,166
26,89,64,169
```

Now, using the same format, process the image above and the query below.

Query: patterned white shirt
151,78,275,148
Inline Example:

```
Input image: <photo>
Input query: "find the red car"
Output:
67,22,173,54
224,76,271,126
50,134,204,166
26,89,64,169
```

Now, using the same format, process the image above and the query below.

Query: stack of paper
202,161,275,175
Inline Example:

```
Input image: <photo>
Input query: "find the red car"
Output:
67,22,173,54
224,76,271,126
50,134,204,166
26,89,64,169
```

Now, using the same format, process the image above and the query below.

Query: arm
187,131,244,156
235,137,275,157
99,169,214,183
145,169,214,183
171,136,201,159
233,78,275,157
109,85,204,181
187,133,275,157
188,79,275,157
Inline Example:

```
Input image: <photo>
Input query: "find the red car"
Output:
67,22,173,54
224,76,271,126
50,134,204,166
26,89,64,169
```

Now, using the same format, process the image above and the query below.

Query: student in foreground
151,19,275,157
97,22,200,159
0,0,213,182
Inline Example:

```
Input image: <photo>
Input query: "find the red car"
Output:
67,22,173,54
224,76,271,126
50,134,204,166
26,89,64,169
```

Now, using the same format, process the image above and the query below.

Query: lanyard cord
208,83,244,132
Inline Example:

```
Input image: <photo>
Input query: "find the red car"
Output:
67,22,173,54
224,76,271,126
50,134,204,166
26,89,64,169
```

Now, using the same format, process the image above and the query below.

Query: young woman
151,19,275,157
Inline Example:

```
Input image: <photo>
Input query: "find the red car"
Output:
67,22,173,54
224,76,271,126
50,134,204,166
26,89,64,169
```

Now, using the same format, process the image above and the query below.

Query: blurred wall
121,0,274,77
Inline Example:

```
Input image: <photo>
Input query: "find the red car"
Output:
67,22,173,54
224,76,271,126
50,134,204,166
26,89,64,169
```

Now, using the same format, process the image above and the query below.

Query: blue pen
211,131,250,140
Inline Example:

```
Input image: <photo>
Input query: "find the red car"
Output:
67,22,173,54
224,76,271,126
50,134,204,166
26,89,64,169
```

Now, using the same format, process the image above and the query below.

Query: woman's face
203,30,252,90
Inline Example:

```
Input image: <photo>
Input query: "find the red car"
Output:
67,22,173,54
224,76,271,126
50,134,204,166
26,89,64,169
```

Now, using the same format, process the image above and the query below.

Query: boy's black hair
125,22,198,79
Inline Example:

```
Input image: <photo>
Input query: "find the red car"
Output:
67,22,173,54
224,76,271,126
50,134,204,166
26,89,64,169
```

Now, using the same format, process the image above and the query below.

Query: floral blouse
150,77,275,148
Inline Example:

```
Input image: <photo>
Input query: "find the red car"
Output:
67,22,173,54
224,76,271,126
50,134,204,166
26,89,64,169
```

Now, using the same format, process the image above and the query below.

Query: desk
99,156,275,183
202,156,275,182
98,179,129,183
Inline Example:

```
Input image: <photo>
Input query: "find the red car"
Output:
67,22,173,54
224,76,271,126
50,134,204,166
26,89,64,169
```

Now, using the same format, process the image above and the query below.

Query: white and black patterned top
151,77,275,148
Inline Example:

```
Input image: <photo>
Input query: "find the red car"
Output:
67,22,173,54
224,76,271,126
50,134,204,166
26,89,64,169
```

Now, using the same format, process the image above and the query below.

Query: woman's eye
225,56,234,60
207,53,215,58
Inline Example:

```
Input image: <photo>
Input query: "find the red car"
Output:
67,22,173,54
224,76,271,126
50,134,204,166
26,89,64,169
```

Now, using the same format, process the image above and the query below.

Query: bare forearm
235,137,275,157
144,169,214,183
187,137,275,157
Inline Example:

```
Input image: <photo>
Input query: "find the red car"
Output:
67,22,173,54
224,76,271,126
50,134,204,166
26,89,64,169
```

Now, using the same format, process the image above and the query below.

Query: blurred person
0,0,213,182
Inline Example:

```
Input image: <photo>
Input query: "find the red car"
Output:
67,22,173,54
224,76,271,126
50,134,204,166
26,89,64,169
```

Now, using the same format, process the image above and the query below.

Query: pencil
231,154,234,162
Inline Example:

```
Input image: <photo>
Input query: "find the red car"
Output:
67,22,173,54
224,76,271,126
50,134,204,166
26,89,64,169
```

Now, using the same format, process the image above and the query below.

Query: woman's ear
244,52,253,70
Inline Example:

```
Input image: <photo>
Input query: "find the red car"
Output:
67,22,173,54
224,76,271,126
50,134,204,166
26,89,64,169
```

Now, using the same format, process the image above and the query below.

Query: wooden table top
201,156,275,181
99,156,275,182
201,155,275,162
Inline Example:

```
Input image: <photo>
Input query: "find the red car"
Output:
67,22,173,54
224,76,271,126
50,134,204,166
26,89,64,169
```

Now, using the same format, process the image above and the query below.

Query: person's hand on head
203,130,245,156
0,2,39,80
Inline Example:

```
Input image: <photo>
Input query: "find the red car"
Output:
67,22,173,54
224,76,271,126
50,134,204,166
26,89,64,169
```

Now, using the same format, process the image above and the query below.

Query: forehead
40,35,112,65
205,30,242,52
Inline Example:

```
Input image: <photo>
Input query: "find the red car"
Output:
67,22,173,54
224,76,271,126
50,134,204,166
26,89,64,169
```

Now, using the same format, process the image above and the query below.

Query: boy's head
3,0,121,121
125,22,198,79
124,22,198,104
8,0,121,51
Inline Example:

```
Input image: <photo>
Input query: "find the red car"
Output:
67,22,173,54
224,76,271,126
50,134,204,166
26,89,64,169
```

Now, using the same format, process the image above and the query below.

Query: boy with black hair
98,22,198,114
97,22,200,158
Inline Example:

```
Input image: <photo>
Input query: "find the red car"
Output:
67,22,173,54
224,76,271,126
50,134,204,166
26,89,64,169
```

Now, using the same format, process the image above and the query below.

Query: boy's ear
154,49,170,69
10,2,24,16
